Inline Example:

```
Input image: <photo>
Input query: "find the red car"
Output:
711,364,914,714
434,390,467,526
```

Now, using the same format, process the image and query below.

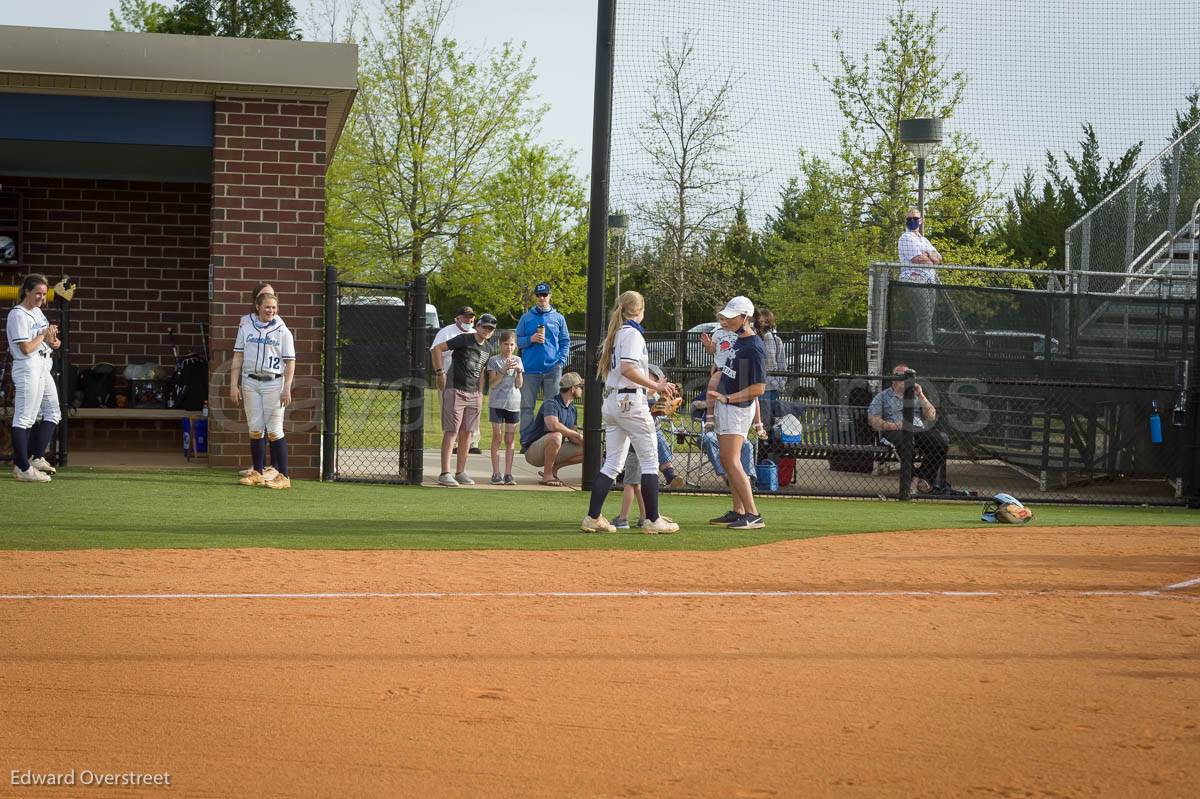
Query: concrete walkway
420,448,582,491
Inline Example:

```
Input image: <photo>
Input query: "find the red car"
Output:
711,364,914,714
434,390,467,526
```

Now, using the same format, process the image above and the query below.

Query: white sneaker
29,457,57,475
454,472,475,486
641,515,679,534
13,465,51,483
580,515,617,533
437,472,459,487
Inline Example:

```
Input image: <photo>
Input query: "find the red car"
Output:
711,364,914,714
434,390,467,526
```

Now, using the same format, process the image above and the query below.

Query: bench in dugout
760,402,897,479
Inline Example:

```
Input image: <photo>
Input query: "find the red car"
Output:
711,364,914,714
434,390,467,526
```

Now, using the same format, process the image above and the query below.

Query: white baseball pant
242,376,285,439
599,391,658,479
11,354,61,430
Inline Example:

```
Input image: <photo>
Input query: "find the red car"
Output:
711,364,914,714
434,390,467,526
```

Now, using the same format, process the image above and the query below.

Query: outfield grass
0,469,1193,551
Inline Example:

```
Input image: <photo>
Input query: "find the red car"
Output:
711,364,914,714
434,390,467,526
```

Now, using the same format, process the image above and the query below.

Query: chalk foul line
0,588,1196,601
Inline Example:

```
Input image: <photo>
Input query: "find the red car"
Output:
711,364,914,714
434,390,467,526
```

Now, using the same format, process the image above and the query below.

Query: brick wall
1,176,210,451
208,98,327,479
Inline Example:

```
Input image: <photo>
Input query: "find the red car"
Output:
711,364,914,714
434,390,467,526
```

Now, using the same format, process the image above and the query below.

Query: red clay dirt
0,525,1197,798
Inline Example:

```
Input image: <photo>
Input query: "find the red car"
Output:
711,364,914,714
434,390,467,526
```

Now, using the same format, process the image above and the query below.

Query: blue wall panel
0,93,213,147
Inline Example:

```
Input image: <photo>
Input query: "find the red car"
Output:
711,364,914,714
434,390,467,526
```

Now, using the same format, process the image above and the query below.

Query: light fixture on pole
899,117,943,226
607,212,629,297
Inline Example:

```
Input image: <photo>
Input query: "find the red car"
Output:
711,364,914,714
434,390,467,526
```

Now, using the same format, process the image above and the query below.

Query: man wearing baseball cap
521,370,585,487
430,305,483,454
431,313,498,486
515,281,571,449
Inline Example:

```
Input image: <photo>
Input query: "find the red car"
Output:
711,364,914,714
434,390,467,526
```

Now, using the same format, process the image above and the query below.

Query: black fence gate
322,267,426,484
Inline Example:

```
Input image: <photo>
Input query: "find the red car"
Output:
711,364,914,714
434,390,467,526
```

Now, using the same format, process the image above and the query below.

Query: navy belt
617,388,644,394
247,373,278,382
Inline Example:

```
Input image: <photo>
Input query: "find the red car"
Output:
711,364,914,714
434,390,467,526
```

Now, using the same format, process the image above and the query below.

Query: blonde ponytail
596,291,645,381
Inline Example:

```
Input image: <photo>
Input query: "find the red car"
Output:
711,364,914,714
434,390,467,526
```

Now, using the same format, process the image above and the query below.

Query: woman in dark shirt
707,296,767,529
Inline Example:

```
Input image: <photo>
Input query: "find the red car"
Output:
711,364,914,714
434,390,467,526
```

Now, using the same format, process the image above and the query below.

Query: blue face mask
906,218,921,231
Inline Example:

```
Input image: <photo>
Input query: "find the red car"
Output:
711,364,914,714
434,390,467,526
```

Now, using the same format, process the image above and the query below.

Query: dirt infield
1,525,1197,798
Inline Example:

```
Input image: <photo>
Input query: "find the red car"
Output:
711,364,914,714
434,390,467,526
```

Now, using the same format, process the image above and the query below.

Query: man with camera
867,363,949,494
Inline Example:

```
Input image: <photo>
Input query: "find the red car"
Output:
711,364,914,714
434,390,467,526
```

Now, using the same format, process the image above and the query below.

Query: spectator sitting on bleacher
867,363,949,494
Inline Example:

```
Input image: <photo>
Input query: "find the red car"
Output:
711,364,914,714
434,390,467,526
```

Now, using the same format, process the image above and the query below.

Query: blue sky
10,1,1197,228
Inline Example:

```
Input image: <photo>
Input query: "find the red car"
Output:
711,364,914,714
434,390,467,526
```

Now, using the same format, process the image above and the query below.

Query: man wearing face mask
897,208,942,346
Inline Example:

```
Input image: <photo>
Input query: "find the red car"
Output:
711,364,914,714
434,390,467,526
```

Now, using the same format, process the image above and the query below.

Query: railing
1064,120,1200,292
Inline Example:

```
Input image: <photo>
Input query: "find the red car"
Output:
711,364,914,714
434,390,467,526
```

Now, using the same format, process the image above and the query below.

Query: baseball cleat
264,474,291,490
580,515,616,533
29,457,57,475
239,466,279,480
13,466,51,483
239,470,266,486
641,515,679,534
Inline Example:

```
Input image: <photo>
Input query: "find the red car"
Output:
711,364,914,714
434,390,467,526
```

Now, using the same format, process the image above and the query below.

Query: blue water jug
756,459,779,493
1149,401,1163,445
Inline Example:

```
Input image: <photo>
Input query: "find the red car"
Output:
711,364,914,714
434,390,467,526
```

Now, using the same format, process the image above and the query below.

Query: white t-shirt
487,355,524,412
605,324,649,390
6,305,51,360
234,314,295,377
711,327,739,372
897,231,939,283
431,322,474,374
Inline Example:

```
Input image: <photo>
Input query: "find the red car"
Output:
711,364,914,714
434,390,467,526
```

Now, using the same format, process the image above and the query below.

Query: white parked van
339,295,440,330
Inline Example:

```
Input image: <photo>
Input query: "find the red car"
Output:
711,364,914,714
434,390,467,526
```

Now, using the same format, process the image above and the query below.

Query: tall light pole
608,212,628,299
899,117,943,229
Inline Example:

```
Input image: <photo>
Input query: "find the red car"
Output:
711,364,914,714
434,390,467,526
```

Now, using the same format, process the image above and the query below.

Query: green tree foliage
763,0,997,328
326,0,539,282
436,141,588,323
110,0,300,38
995,124,1142,268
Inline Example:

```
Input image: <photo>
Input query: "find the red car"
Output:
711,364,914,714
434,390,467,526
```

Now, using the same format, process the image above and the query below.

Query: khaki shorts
524,433,582,467
441,388,481,434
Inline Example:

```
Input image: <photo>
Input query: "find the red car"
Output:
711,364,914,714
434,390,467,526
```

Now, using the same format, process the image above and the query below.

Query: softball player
230,291,295,489
237,282,279,481
6,273,61,482
581,291,679,534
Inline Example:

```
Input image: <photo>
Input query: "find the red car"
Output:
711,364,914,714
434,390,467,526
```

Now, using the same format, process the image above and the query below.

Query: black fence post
1185,269,1200,507
322,265,338,481
898,373,916,500
408,275,427,486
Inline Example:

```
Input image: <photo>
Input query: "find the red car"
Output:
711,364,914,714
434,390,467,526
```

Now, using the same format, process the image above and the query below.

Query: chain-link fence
322,269,426,484
1065,121,1200,293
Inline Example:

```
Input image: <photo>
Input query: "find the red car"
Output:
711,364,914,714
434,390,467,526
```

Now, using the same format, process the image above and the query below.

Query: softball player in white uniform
6,273,61,482
230,291,295,489
581,291,679,534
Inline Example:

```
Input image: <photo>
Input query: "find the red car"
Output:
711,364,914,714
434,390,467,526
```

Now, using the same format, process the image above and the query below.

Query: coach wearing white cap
706,295,767,530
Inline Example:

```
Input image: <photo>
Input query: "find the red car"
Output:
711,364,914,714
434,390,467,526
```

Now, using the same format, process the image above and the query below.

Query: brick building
0,26,356,478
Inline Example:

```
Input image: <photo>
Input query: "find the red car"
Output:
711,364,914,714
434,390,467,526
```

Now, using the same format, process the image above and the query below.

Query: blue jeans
700,430,754,483
657,427,672,465
519,365,563,446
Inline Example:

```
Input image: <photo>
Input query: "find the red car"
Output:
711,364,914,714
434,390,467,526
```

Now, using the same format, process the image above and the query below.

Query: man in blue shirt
521,371,584,487
515,281,571,448
867,362,949,493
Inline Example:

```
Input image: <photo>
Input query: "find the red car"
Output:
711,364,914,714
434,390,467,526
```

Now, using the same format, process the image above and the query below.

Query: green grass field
0,469,1193,551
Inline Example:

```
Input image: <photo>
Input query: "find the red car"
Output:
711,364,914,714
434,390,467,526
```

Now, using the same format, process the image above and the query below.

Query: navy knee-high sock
641,473,661,522
587,472,616,519
11,428,31,472
269,437,289,477
250,437,267,473
30,420,57,460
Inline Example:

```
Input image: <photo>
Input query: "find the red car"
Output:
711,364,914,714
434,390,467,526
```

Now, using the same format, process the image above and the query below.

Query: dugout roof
0,25,357,182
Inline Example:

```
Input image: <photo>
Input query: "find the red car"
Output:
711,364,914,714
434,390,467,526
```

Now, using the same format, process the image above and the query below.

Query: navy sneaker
728,513,765,530
708,510,741,526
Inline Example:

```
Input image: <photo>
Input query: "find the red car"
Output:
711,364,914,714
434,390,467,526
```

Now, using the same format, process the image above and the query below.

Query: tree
995,124,1142,269
110,0,301,38
436,141,588,322
762,0,998,328
635,30,747,331
326,0,539,282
